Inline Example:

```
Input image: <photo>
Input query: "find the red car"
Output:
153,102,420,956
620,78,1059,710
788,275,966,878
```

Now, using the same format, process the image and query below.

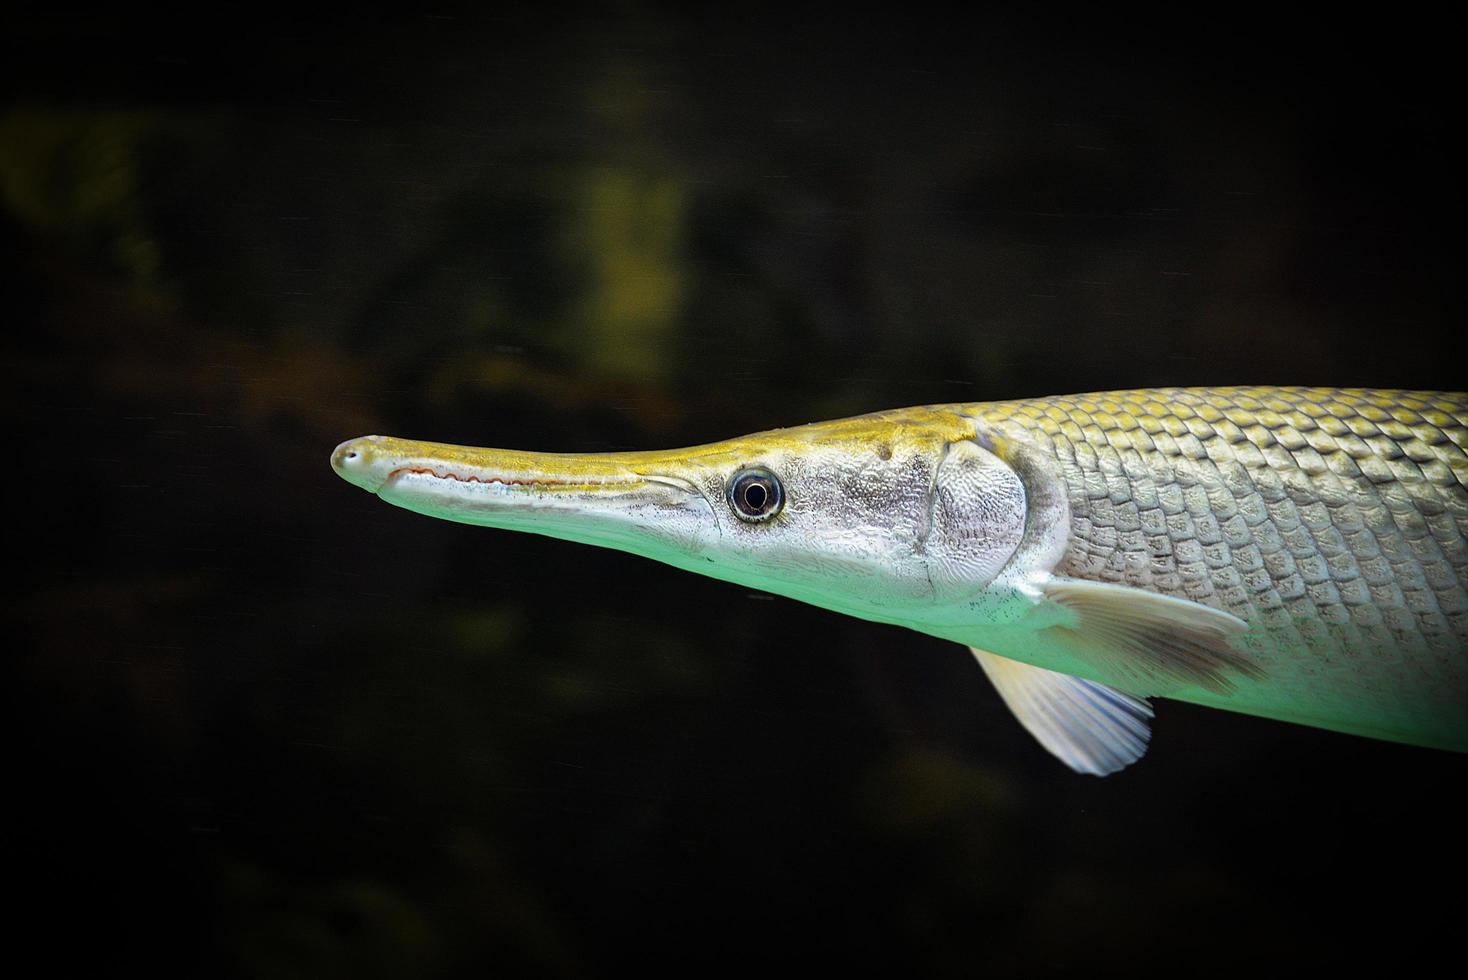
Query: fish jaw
329,434,720,561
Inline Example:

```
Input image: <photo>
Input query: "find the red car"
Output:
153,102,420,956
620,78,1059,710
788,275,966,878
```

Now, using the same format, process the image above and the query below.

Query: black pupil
743,481,768,511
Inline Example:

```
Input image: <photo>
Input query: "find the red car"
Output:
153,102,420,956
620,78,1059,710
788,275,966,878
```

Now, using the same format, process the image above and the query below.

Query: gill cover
924,437,1028,601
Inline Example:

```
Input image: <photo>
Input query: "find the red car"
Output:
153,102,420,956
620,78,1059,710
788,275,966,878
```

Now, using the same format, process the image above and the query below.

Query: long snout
329,433,719,558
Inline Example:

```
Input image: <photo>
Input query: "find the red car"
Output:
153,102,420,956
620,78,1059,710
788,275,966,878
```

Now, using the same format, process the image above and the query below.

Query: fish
331,386,1468,775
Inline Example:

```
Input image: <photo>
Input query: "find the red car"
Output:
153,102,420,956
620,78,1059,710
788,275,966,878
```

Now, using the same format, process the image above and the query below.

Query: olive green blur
6,9,1462,979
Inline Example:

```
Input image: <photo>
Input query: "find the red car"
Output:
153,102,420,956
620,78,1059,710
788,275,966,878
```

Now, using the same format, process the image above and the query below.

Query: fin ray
972,647,1154,776
1041,578,1258,696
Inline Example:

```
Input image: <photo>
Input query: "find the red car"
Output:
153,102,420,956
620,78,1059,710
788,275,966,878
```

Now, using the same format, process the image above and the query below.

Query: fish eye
727,467,783,522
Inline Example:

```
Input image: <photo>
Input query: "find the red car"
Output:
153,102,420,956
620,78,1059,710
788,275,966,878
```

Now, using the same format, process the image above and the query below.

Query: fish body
332,387,1468,773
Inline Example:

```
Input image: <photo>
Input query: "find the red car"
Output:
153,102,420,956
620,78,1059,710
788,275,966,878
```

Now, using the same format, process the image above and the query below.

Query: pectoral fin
972,648,1153,776
1040,578,1258,696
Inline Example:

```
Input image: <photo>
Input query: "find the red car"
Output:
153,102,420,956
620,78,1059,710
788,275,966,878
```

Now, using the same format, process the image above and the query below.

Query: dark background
6,6,1462,977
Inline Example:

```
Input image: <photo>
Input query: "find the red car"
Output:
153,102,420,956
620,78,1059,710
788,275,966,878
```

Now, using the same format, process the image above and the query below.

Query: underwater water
6,9,1462,977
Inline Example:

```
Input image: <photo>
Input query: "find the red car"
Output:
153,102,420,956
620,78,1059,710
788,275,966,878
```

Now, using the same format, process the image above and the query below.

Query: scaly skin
973,388,1468,748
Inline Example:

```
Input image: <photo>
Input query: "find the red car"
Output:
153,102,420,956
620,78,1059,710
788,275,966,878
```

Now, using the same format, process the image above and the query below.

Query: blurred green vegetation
5,8,1462,979
570,164,686,382
0,109,160,284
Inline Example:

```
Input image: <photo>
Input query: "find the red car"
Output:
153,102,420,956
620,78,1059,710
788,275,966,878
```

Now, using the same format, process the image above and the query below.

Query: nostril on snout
331,437,389,491
331,441,366,472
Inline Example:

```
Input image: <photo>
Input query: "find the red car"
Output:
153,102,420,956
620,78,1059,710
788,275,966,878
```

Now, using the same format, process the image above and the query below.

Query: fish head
331,406,1033,624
